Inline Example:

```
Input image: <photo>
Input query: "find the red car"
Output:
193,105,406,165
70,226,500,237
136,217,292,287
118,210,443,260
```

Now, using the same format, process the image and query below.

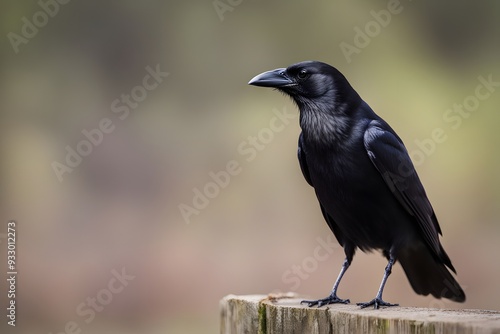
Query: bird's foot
356,298,398,309
301,294,350,307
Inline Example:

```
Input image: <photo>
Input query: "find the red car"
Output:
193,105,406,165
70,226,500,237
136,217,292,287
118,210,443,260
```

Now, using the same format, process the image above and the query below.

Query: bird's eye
297,69,309,80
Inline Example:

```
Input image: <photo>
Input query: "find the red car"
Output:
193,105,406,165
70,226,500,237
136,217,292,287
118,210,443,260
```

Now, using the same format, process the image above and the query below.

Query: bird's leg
301,258,351,307
357,255,399,309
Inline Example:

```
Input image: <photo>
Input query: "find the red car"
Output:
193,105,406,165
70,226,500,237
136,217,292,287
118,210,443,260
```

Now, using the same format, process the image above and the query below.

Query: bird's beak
248,68,294,87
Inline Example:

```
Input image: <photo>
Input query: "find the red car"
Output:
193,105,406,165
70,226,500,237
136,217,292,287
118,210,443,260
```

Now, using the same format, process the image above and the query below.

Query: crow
248,61,465,309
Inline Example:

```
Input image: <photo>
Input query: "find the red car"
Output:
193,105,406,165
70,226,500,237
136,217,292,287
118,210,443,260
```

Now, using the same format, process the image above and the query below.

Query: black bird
248,61,465,309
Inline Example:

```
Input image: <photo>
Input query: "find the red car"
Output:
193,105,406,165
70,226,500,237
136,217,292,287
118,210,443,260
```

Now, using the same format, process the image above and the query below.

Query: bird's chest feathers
302,132,373,202
299,109,352,146
307,146,360,186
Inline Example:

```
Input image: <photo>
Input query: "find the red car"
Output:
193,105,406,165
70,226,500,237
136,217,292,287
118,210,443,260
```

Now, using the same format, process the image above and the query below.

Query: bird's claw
356,298,398,309
301,295,350,307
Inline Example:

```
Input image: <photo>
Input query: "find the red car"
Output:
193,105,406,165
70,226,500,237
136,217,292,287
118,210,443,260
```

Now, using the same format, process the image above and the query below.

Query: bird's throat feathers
298,99,355,146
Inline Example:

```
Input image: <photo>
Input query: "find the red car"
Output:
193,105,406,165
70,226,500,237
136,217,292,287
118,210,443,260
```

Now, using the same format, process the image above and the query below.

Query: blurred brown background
0,1,499,333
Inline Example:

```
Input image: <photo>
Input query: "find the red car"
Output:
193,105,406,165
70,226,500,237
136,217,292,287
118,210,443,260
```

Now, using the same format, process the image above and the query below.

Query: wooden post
220,294,500,334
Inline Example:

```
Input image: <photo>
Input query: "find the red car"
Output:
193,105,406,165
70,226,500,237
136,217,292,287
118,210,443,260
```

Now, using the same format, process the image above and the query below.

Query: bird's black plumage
249,61,465,308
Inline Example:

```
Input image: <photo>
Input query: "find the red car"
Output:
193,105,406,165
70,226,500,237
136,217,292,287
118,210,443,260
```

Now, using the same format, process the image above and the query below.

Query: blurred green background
1,1,499,333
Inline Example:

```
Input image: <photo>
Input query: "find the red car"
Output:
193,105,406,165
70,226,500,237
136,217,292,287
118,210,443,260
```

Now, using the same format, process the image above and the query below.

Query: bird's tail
398,242,466,302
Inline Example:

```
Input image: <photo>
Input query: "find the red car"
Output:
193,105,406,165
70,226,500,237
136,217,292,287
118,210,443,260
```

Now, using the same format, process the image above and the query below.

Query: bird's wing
298,133,345,246
363,120,453,270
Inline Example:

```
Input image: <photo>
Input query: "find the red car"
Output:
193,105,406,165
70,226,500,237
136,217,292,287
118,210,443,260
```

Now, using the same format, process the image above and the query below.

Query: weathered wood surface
220,294,500,334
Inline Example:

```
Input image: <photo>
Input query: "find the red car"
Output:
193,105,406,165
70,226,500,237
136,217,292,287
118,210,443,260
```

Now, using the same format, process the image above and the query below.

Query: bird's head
249,61,363,144
248,61,358,112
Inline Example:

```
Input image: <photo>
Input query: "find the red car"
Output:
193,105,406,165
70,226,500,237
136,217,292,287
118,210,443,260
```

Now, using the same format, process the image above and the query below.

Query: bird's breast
306,144,407,251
